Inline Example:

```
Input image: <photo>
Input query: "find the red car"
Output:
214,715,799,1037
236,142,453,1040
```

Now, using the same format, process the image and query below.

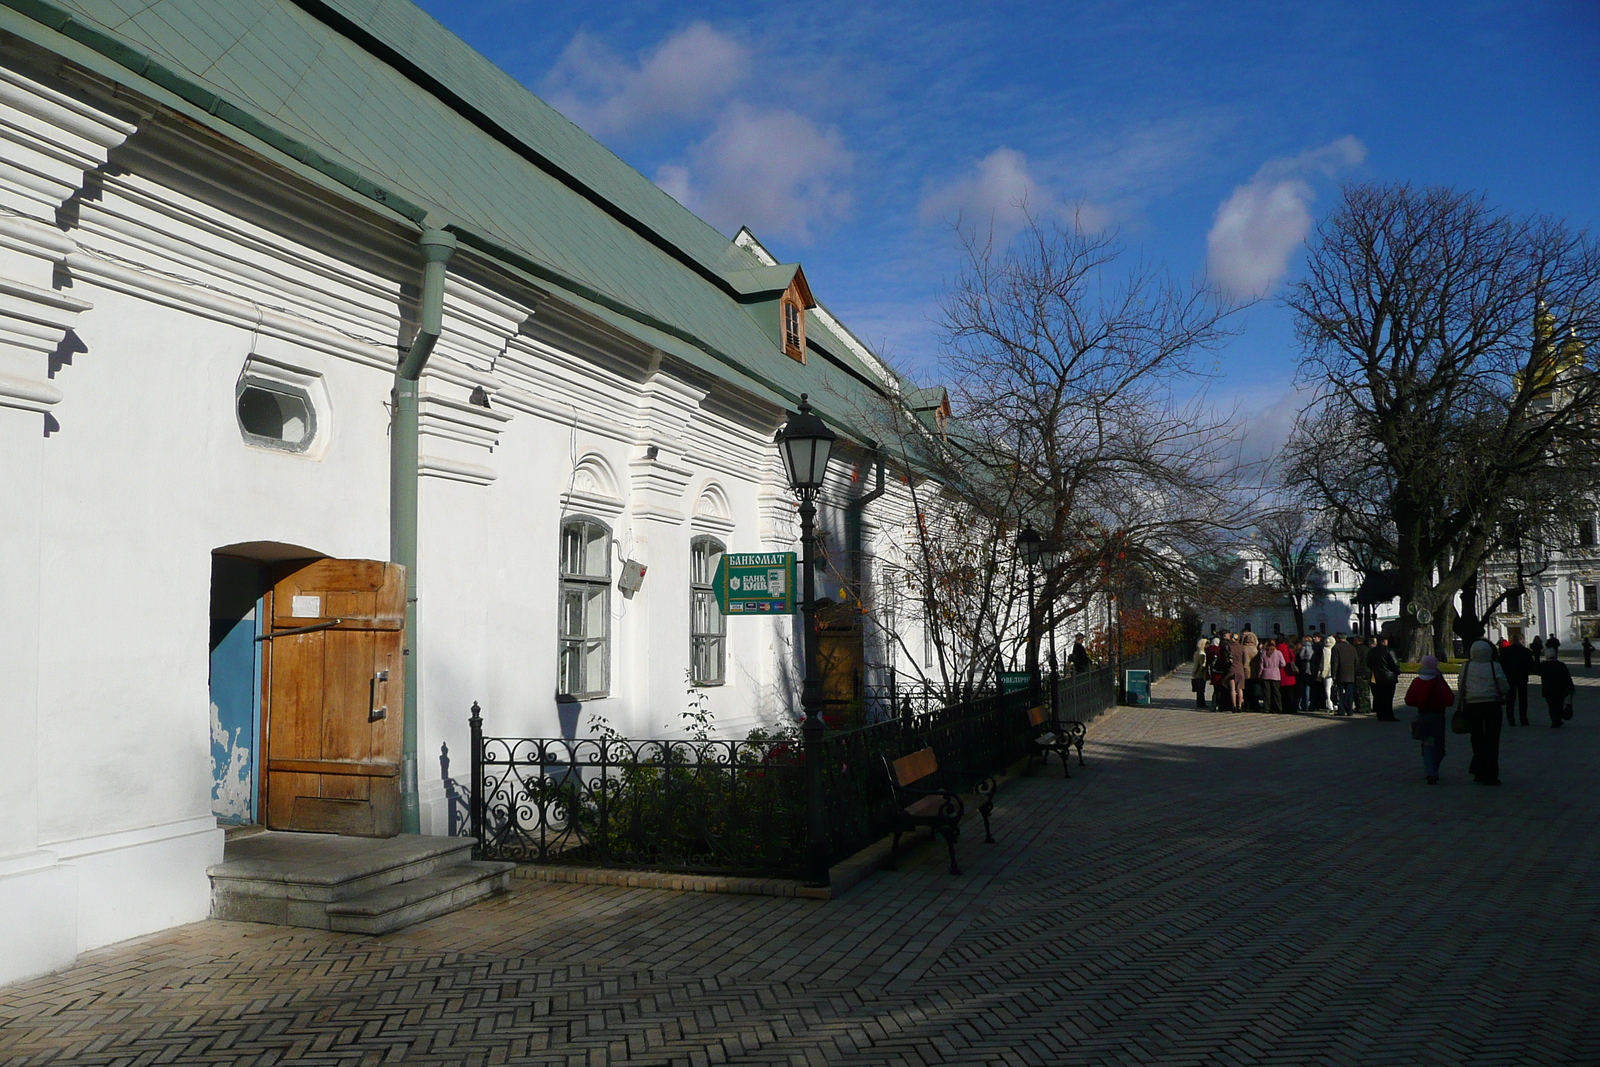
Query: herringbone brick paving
6,673,1600,1066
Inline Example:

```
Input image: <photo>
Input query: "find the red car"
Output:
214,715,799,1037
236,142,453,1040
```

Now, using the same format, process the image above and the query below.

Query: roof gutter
391,227,457,834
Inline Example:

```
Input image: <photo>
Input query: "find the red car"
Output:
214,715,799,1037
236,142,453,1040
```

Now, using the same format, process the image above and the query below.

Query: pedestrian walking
1500,633,1534,726
1070,634,1092,673
1191,638,1209,709
1331,633,1360,715
1258,637,1286,714
1369,636,1400,720
1352,634,1373,715
1405,655,1455,784
1548,635,1562,657
1457,639,1509,786
1536,645,1575,728
1530,634,1545,658
1583,636,1594,669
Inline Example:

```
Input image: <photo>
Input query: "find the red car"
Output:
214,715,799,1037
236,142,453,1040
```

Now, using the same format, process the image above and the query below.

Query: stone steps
326,861,512,934
209,831,512,933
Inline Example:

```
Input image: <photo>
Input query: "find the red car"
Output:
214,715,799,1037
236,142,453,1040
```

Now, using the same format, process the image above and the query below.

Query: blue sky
416,0,1599,454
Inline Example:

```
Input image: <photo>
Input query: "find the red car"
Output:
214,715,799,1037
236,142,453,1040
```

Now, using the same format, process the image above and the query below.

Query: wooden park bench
882,748,992,875
1026,705,1087,778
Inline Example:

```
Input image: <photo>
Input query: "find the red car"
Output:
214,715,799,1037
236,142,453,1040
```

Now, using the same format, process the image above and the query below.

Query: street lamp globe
775,394,836,495
1016,526,1047,567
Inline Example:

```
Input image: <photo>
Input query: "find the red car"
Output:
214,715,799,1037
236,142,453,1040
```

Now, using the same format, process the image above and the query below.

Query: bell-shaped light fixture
1016,526,1047,567
775,393,836,493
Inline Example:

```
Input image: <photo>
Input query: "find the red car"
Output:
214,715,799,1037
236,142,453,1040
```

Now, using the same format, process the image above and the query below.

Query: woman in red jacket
1405,654,1455,784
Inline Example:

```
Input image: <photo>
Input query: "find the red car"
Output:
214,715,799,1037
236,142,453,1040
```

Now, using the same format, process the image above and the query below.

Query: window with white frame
559,518,611,698
690,537,726,685
1585,584,1598,613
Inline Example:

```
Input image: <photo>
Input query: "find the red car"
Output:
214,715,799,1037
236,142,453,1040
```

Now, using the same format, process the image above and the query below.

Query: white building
0,0,925,983
1481,510,1600,644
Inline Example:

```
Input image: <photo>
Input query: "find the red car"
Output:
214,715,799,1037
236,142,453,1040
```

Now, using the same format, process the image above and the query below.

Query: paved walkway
6,674,1600,1066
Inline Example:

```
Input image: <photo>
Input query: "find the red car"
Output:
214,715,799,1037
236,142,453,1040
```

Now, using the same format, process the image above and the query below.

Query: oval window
237,379,315,452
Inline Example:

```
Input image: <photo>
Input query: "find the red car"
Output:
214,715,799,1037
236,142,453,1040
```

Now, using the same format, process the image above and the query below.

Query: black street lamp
1017,527,1046,700
775,394,836,886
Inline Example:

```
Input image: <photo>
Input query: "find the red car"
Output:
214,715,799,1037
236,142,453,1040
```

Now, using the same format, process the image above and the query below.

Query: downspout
845,451,886,698
844,450,886,590
392,227,457,835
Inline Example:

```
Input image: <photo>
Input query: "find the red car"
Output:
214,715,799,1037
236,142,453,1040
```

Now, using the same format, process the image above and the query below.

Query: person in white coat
1457,639,1510,785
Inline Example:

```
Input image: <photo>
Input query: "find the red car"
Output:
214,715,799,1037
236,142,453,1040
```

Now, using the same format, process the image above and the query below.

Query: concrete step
326,861,514,935
210,832,476,905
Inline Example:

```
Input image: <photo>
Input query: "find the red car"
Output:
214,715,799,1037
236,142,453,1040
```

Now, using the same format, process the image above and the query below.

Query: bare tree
1255,510,1327,637
865,214,1250,694
1284,183,1600,660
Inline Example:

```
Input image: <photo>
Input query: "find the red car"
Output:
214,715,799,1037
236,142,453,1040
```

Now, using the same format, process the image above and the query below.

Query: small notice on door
290,595,322,618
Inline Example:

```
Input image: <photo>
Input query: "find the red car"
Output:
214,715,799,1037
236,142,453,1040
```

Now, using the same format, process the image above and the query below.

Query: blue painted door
209,604,261,824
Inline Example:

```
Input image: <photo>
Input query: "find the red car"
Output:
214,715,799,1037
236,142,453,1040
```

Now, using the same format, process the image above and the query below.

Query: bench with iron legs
882,748,992,875
1026,705,1087,777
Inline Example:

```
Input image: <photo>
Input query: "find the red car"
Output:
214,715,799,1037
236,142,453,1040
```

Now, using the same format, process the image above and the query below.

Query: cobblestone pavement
7,674,1600,1066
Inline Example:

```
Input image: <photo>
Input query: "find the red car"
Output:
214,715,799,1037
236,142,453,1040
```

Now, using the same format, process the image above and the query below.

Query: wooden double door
262,558,405,836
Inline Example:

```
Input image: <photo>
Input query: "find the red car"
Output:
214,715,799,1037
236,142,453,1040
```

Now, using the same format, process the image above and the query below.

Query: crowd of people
1187,627,1583,788
1189,629,1402,718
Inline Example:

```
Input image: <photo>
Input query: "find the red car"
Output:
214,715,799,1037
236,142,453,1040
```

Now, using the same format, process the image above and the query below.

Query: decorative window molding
691,536,726,686
559,516,612,700
563,452,625,517
691,482,736,535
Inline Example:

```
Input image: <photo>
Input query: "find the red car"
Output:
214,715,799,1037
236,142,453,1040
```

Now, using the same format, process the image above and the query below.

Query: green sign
999,671,1033,695
1124,669,1152,706
713,553,797,615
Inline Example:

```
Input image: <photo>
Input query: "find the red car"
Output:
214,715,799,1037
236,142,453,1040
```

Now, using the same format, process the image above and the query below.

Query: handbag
1563,696,1574,721
1451,707,1472,734
1410,714,1427,741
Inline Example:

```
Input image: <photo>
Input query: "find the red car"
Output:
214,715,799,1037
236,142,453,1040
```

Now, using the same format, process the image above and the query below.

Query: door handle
369,669,389,722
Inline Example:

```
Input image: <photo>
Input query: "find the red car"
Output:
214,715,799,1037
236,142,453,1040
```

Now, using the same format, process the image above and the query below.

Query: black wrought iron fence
1054,665,1116,721
467,677,1087,877
1116,640,1192,702
469,704,807,876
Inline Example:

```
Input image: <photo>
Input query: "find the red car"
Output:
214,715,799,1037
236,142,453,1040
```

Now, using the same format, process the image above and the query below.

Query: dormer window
776,269,814,363
782,294,805,361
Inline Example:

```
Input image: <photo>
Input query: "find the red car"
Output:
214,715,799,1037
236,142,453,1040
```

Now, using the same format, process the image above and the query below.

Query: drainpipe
392,227,456,835
845,450,886,697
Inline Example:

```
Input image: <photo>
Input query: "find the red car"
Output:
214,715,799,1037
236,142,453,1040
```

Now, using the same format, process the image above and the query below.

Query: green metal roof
0,0,896,435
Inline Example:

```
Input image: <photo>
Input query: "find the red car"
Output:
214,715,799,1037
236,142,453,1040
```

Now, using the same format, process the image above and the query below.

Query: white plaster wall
0,55,906,980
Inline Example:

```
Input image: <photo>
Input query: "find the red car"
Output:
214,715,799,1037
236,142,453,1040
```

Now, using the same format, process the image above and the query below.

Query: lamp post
1017,527,1046,702
775,394,836,887
1041,542,1060,714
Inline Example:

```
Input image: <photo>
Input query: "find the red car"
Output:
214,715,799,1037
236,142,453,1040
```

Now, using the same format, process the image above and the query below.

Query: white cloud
918,147,1110,240
653,163,692,206
1206,136,1365,299
674,104,853,242
543,23,749,137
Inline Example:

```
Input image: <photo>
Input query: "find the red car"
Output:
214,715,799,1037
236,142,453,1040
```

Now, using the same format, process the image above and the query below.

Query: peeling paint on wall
210,701,252,821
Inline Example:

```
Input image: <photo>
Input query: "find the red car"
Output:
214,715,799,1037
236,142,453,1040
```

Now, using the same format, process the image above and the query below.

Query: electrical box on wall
617,559,647,598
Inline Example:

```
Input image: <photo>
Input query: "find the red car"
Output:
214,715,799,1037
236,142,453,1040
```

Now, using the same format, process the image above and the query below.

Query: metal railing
467,674,1101,877
1117,641,1192,703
